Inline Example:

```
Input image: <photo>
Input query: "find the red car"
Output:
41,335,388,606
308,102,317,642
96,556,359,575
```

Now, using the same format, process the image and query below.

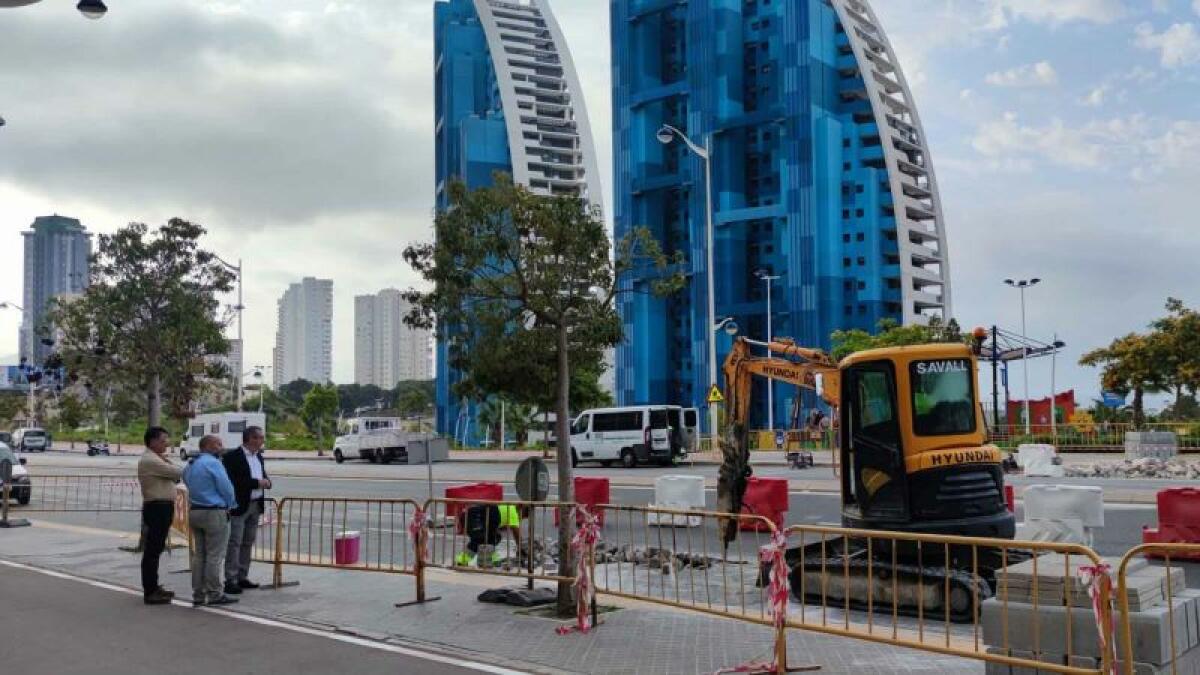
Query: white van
12,427,49,453
569,405,685,468
178,412,267,459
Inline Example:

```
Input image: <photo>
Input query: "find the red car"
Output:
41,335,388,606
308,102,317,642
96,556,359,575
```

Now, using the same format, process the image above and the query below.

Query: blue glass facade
434,0,511,445
612,0,950,432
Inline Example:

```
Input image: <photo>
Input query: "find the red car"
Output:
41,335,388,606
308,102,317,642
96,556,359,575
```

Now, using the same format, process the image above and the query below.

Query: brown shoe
155,587,175,598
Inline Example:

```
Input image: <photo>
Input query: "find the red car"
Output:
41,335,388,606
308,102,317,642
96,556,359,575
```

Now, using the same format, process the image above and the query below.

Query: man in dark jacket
221,426,270,594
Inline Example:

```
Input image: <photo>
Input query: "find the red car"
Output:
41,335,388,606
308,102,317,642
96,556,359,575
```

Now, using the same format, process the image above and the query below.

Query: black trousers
141,501,174,596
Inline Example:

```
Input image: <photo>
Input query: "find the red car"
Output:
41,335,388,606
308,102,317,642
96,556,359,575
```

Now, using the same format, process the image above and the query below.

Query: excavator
717,334,1016,621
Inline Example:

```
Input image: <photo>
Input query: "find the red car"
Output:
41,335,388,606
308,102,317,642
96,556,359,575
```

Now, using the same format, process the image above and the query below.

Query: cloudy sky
1,0,1198,409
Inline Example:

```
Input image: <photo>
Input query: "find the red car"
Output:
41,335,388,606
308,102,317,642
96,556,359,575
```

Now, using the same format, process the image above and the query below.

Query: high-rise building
355,289,432,388
612,0,952,431
21,215,91,365
272,278,333,388
433,0,603,443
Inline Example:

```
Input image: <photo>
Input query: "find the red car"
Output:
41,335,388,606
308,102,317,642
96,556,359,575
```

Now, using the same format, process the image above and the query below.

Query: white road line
0,559,528,675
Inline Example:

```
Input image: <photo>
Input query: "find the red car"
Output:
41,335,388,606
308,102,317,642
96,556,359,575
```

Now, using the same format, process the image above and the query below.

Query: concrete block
1018,444,1065,478
647,475,705,527
1023,485,1104,528
1115,595,1194,666
982,598,1097,656
1126,431,1179,460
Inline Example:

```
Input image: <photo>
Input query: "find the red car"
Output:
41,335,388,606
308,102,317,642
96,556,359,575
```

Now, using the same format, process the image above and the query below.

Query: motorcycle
86,440,110,457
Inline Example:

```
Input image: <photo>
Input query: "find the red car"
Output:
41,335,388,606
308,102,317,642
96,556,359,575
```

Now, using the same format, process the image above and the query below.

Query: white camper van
568,405,687,468
178,412,267,459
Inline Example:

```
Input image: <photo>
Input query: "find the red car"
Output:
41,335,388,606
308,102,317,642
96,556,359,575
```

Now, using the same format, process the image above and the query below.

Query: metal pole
990,326,1001,430
1050,334,1058,443
1020,287,1031,436
500,398,506,450
704,135,718,444
236,259,244,412
26,318,35,425
765,275,774,434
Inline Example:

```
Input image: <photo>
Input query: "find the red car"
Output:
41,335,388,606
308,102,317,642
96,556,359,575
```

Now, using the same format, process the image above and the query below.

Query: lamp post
214,255,244,412
657,123,718,440
754,269,782,433
0,302,35,425
1003,278,1041,435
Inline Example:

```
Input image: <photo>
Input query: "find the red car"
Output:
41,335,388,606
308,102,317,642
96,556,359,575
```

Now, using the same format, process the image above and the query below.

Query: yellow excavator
717,334,1016,621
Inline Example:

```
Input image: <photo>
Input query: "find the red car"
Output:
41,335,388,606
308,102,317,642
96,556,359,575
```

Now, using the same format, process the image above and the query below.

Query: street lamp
0,301,36,425
1003,278,1041,435
755,269,782,433
657,123,718,439
214,255,244,412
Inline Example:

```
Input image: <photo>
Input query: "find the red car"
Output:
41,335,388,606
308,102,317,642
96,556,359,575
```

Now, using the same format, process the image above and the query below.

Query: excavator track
779,537,1030,623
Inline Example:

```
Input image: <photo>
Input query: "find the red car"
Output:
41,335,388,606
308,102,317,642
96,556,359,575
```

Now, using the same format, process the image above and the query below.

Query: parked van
675,407,700,454
178,412,267,459
569,405,685,468
12,427,49,453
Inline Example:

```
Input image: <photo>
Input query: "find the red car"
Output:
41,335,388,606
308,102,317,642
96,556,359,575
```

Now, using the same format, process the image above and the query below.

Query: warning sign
707,385,724,404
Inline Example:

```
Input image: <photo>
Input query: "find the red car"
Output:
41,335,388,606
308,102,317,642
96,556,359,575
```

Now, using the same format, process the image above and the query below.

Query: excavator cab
838,344,1012,539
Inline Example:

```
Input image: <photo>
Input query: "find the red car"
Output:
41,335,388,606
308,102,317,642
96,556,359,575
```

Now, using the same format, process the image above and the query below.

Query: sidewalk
2,519,980,674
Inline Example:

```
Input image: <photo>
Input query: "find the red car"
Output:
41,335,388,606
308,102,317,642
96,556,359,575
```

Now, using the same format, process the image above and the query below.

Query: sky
0,0,1198,410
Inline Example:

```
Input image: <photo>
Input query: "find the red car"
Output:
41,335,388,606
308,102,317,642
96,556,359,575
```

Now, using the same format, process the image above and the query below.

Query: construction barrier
739,477,788,531
555,476,609,526
423,497,574,584
1142,489,1200,561
1017,485,1105,547
988,422,1200,452
19,474,142,512
1116,543,1200,675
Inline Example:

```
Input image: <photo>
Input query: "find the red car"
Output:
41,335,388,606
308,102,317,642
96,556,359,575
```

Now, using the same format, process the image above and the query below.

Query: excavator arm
716,338,839,544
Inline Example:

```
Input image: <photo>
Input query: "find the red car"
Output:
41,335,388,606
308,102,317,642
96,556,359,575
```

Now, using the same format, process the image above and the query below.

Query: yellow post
272,499,285,588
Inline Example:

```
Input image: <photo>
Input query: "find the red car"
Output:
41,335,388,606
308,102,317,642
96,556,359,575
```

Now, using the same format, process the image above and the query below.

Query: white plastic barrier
1016,443,1064,478
647,475,705,527
1016,484,1104,546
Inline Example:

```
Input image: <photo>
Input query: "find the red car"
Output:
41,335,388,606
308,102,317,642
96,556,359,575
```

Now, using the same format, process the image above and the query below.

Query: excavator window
855,369,897,445
909,359,976,436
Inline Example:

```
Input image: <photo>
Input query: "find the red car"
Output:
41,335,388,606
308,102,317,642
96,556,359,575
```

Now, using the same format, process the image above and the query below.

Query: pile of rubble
492,539,739,576
1065,457,1200,480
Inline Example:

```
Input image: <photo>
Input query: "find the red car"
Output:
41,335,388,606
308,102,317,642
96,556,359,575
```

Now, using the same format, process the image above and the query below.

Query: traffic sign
515,457,550,502
707,385,724,404
774,431,785,450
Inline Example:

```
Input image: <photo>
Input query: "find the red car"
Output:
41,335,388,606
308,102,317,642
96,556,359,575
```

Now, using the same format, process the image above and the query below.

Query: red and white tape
556,505,600,636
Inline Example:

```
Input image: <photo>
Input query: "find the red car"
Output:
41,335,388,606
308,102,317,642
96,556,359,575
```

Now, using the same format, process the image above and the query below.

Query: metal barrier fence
778,524,1112,675
26,477,1200,675
1116,543,1200,675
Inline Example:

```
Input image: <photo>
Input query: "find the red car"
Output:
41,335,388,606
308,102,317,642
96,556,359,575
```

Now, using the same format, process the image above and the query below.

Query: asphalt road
0,562,515,675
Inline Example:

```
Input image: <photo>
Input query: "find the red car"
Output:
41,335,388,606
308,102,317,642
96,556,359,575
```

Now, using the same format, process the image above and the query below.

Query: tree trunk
554,322,576,616
543,411,550,459
1133,387,1145,429
147,373,161,427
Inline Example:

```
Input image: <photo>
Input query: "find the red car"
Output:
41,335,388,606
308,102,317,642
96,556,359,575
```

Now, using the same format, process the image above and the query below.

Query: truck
178,412,267,460
333,416,414,464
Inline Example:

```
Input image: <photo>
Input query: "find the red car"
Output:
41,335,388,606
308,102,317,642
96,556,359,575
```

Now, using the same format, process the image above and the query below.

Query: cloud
1195,0,1200,16
1080,85,1109,106
986,0,1127,29
985,61,1059,87
1134,22,1200,68
972,113,1108,169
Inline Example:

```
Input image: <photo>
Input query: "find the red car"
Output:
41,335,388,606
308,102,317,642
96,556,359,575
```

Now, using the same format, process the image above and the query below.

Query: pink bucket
334,531,361,565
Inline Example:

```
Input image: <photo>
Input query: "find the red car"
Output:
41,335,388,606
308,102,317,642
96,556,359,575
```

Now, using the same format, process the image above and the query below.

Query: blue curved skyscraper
434,0,604,444
612,0,952,432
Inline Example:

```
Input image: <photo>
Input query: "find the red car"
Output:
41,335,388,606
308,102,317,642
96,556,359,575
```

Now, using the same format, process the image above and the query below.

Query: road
0,561,519,675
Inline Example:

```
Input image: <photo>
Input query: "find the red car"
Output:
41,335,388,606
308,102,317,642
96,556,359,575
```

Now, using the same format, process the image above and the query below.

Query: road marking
0,558,528,675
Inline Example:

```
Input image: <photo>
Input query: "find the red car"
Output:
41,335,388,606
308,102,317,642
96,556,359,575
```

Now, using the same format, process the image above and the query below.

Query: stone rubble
1064,457,1200,480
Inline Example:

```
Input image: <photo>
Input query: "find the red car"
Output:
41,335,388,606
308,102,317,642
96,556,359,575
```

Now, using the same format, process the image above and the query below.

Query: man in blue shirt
182,434,238,607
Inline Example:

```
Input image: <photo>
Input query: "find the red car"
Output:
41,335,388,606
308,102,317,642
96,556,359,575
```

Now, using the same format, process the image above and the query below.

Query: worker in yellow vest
455,503,522,567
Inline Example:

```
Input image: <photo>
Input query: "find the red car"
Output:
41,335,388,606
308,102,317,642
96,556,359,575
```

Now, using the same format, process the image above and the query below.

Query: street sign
0,459,10,483
707,385,724,405
515,457,550,502
774,431,785,450
1101,392,1126,408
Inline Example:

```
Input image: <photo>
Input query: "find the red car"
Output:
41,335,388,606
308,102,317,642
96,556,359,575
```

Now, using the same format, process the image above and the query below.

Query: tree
1079,333,1168,428
335,383,390,415
48,219,235,426
300,384,340,448
830,317,965,361
395,382,433,417
278,379,316,406
1151,298,1200,402
403,175,683,613
477,396,535,447
0,393,24,427
53,392,88,432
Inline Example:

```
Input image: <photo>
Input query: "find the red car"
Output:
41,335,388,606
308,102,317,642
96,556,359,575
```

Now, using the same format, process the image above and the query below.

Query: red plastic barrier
445,482,504,534
1004,485,1015,513
739,477,789,531
1143,488,1200,561
555,476,610,526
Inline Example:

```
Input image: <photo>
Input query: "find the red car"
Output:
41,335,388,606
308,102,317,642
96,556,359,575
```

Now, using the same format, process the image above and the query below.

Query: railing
1115,543,1200,675
19,476,1181,675
987,422,1200,451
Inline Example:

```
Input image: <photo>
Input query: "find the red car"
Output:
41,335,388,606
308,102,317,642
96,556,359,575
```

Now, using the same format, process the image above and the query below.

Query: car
0,442,31,505
12,427,49,453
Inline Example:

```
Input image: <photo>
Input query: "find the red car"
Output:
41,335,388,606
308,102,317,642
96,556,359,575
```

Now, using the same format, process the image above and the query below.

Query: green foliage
47,219,235,426
277,379,316,406
53,392,88,431
300,384,340,445
1080,333,1167,429
476,396,535,447
395,380,434,416
830,317,966,361
0,394,24,427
